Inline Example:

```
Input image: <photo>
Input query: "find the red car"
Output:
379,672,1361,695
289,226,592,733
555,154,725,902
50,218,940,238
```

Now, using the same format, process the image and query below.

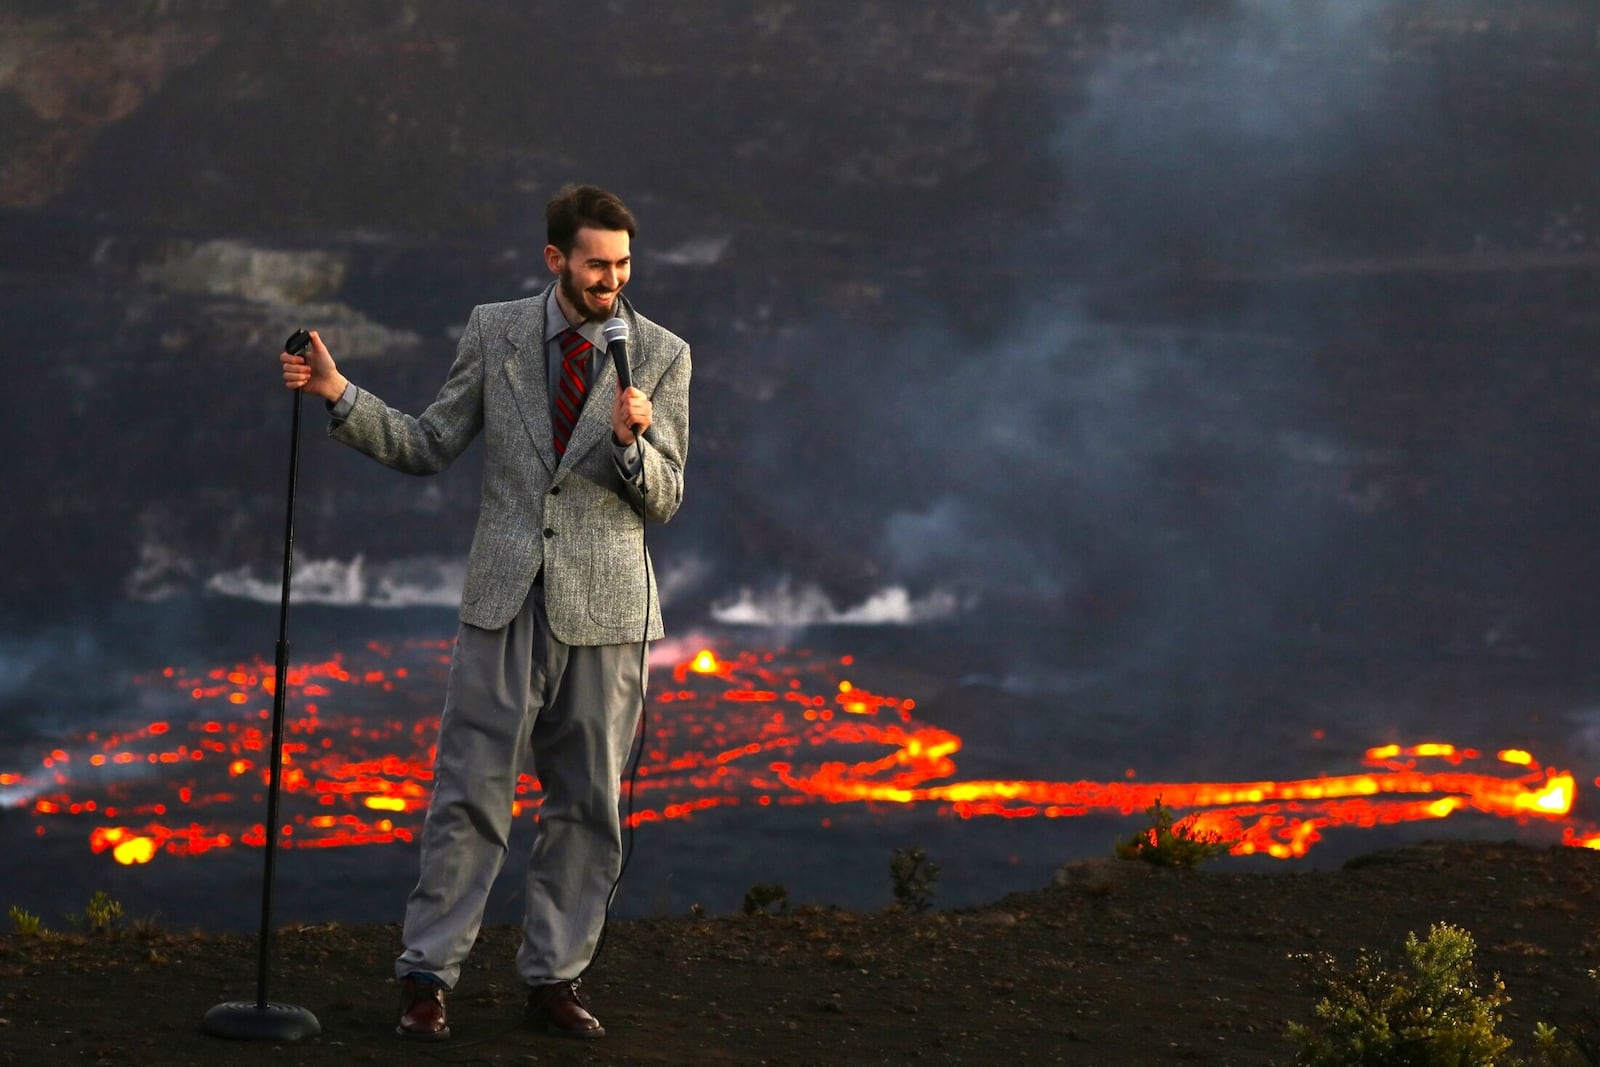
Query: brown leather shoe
396,975,450,1040
526,980,605,1039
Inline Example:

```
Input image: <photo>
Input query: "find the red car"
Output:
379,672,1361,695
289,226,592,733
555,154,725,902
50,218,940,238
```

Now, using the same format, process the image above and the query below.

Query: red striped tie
551,329,593,456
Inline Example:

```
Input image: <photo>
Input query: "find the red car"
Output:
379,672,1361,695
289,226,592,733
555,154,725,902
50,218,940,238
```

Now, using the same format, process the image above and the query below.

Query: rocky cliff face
4,1,1599,666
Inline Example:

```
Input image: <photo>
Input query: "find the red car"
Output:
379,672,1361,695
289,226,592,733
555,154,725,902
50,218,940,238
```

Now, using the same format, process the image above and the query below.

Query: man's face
547,226,632,323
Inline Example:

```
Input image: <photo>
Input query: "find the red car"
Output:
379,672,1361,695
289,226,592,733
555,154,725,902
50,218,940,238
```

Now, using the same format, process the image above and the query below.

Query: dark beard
559,266,617,324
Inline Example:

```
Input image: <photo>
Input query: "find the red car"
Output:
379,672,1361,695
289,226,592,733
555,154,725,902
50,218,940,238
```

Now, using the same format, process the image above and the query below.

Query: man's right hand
280,329,349,402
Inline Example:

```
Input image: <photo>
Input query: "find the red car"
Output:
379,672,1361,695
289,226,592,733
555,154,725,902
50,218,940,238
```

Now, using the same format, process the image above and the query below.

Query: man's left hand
612,386,652,445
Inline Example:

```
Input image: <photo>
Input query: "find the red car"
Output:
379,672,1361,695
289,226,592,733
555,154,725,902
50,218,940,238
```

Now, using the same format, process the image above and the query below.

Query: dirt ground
3,840,1600,1065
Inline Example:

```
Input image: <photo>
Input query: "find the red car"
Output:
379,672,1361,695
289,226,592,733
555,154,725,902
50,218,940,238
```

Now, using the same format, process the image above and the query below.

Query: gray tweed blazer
328,284,690,643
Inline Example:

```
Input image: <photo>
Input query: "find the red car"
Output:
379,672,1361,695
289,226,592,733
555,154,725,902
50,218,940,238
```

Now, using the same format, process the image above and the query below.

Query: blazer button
549,485,561,495
544,528,555,539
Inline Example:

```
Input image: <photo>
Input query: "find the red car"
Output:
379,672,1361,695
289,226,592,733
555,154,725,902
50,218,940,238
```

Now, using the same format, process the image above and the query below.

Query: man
279,184,690,1040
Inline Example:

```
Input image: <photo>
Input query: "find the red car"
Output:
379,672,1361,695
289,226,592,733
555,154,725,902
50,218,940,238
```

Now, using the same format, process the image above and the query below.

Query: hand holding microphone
604,317,650,445
279,329,348,402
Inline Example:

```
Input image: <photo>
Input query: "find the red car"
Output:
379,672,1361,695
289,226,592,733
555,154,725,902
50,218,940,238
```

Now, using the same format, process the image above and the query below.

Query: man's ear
544,244,563,274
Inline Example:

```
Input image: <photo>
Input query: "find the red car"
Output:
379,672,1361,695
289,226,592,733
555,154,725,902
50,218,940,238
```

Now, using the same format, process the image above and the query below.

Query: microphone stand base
203,1000,322,1041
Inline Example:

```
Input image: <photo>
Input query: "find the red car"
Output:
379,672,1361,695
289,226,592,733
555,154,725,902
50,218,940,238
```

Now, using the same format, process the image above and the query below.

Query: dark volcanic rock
2,1,1599,668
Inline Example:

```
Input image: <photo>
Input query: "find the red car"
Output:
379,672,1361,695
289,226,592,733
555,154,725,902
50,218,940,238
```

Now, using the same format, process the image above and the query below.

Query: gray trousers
394,581,645,988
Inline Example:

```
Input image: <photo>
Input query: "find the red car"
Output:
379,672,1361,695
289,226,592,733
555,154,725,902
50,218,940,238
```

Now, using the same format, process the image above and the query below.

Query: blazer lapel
503,289,558,476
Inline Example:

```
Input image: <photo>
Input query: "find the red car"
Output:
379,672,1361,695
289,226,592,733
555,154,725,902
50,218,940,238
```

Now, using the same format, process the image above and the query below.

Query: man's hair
546,184,637,255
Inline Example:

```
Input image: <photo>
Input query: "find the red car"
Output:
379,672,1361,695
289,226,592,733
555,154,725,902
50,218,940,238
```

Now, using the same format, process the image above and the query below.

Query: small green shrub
8,905,47,937
1530,1020,1589,1066
1288,922,1515,1066
1114,797,1230,868
742,883,787,916
1523,968,1600,1065
81,891,124,935
889,846,940,913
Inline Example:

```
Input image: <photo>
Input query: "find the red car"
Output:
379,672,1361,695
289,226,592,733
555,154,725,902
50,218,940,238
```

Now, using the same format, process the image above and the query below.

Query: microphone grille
602,317,629,345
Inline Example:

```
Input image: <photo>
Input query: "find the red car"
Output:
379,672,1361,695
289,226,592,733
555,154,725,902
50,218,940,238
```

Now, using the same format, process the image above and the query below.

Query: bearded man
279,183,690,1040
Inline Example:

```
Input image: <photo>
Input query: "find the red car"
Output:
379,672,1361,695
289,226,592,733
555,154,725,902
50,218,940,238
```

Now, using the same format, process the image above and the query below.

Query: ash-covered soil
4,840,1600,1065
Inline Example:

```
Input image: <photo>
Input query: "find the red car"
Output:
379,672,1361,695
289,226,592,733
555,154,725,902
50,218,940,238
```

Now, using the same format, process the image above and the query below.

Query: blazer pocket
586,530,646,628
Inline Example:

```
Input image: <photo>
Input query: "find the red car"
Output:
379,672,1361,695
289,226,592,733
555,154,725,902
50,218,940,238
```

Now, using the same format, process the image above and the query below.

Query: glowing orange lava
0,642,1589,866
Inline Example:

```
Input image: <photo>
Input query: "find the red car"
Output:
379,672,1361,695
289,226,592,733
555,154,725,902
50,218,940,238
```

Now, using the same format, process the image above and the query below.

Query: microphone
603,316,644,455
602,317,631,391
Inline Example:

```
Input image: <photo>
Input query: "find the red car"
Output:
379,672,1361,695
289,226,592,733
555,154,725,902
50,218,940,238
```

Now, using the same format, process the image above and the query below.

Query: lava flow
0,641,1590,867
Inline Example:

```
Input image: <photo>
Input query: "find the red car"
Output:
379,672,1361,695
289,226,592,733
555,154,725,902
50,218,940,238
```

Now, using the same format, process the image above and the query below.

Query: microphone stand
203,344,321,1041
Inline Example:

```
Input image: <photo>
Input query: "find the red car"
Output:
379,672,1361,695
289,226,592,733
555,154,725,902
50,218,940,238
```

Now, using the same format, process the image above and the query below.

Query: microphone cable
580,434,651,980
427,447,648,1059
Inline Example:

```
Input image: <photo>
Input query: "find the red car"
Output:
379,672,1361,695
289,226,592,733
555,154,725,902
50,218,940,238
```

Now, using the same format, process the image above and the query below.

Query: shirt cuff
327,382,357,423
612,437,643,480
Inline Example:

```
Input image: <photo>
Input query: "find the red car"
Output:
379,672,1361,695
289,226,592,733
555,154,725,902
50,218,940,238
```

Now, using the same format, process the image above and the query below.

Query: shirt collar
544,287,606,349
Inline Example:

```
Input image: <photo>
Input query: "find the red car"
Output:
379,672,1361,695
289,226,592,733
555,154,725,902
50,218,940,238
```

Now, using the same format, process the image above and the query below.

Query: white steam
711,579,966,627
205,555,465,609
